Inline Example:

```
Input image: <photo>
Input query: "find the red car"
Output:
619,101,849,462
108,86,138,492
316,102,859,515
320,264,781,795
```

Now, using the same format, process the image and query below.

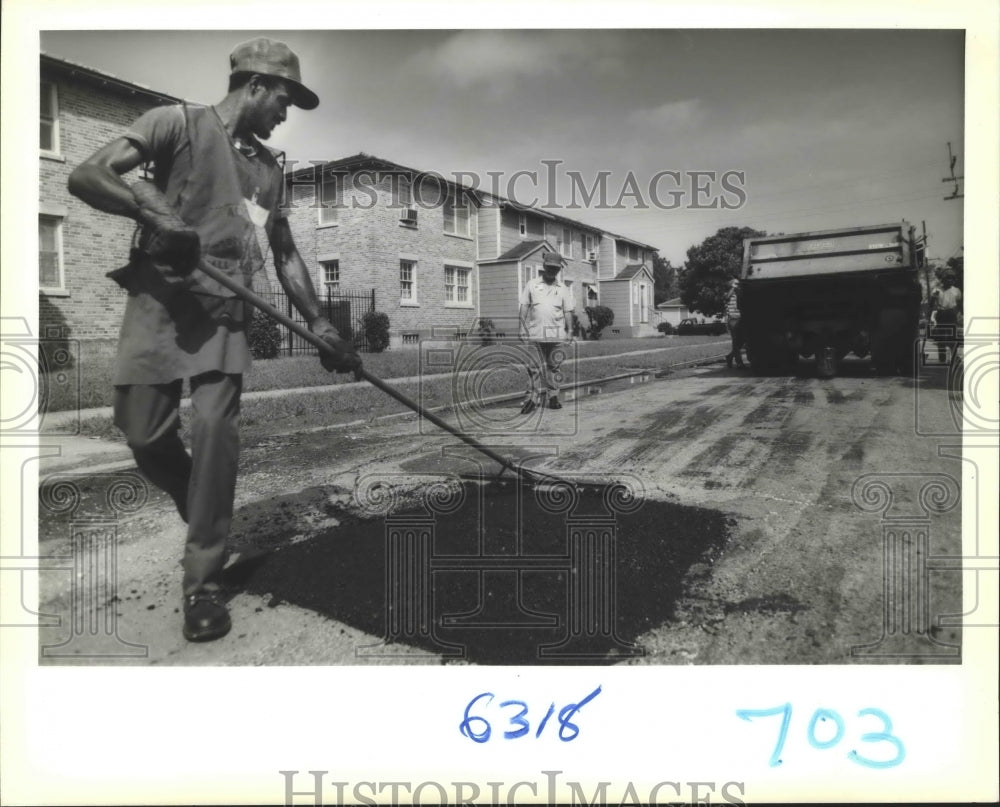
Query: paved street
36,356,965,665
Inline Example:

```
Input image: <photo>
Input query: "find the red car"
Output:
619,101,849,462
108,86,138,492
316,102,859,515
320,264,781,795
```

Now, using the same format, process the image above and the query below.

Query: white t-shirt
520,276,576,341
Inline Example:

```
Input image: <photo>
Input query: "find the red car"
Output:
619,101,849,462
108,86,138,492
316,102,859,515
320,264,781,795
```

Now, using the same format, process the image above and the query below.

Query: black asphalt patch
226,481,730,665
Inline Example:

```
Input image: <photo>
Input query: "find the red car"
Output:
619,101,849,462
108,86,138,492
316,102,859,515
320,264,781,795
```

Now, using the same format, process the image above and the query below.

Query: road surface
36,356,965,666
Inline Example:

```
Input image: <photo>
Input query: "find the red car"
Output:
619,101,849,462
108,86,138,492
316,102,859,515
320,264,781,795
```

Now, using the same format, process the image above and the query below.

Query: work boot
183,591,231,642
548,397,562,410
519,399,537,415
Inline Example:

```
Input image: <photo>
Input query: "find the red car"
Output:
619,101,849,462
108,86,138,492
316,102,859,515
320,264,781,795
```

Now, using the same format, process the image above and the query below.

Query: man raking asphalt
68,37,571,644
68,37,361,643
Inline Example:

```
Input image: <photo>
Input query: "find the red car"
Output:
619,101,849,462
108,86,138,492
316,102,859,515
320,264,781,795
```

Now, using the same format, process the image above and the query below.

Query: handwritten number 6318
460,686,602,743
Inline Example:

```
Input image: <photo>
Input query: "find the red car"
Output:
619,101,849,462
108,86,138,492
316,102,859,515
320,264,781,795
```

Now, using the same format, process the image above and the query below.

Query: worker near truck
67,37,361,643
930,271,963,364
724,277,746,369
519,251,576,412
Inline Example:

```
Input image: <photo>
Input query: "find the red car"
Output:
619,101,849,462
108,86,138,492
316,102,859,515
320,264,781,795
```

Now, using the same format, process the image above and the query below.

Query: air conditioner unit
400,207,417,224
588,251,598,262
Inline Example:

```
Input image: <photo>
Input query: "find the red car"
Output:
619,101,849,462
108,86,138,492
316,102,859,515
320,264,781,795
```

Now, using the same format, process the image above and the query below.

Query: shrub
474,318,496,345
248,309,282,359
362,310,391,353
326,299,354,342
657,321,675,335
583,305,614,340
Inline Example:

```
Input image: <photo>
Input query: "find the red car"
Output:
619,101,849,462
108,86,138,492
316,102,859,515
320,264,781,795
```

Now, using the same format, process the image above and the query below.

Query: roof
41,53,183,106
603,231,660,252
286,152,648,247
479,240,557,265
656,297,684,309
606,264,653,281
495,240,548,262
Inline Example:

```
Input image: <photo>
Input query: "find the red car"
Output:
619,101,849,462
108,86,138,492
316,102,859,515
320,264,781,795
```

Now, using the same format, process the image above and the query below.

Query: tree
679,226,765,317
652,253,679,306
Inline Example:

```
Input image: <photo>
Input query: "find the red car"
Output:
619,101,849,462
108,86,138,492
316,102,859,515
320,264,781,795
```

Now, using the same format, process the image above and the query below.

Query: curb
39,341,729,430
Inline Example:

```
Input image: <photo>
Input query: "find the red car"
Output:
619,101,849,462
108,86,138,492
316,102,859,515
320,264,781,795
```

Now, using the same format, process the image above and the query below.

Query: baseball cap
230,37,319,110
542,251,564,269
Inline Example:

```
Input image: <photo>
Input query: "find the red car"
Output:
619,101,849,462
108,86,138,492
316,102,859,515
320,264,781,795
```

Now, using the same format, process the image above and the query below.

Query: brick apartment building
284,154,660,346
39,54,660,354
39,54,182,355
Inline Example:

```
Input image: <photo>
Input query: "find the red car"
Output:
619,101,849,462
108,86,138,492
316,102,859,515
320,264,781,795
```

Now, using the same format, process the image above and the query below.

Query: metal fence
254,286,377,354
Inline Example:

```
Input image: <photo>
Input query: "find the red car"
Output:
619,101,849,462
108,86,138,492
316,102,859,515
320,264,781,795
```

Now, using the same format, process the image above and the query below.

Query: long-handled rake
196,259,572,490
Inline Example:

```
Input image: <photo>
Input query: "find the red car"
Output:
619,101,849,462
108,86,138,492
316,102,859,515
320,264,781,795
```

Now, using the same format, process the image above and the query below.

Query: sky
37,26,966,267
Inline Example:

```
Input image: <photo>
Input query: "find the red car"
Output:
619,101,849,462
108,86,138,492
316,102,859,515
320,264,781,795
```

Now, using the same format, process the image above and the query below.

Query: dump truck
740,222,922,377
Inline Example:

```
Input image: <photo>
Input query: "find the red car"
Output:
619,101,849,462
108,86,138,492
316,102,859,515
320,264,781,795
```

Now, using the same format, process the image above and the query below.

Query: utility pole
942,141,963,200
920,220,933,318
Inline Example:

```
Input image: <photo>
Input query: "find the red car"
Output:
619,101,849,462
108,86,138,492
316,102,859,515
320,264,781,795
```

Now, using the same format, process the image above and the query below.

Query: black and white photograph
2,1,997,804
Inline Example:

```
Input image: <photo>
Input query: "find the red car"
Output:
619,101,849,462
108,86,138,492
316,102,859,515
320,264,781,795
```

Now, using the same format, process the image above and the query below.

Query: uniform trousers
525,341,564,401
113,371,242,596
727,316,745,365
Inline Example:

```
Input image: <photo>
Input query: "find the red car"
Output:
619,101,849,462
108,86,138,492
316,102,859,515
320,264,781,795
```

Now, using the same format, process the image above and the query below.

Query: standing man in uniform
519,251,576,412
724,276,745,369
930,270,963,364
68,38,360,642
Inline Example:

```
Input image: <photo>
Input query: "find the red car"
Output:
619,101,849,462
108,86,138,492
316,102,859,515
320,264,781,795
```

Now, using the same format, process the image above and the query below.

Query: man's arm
270,217,323,324
68,137,146,219
270,217,361,373
70,141,199,276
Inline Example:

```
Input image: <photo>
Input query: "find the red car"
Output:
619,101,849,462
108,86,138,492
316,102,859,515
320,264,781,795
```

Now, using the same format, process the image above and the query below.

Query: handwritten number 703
460,686,602,743
736,703,905,769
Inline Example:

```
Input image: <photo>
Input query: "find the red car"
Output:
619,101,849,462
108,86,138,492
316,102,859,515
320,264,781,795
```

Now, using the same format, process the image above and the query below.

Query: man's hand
131,180,200,275
310,317,362,376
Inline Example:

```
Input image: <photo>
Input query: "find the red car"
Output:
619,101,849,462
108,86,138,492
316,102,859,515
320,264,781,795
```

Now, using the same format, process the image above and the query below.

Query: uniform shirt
519,276,575,341
935,285,962,312
725,287,741,319
113,104,284,385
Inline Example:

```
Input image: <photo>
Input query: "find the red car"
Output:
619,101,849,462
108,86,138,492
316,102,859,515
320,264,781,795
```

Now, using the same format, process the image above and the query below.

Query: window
318,173,339,226
39,215,64,290
518,214,527,237
40,81,59,154
584,233,595,255
396,176,418,225
321,260,340,294
397,176,412,207
400,260,417,304
560,227,572,258
443,190,470,237
628,244,639,262
444,265,471,305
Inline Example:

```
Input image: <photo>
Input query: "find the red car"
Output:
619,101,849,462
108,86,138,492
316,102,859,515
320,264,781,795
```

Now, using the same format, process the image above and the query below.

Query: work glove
310,316,363,377
131,180,200,276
